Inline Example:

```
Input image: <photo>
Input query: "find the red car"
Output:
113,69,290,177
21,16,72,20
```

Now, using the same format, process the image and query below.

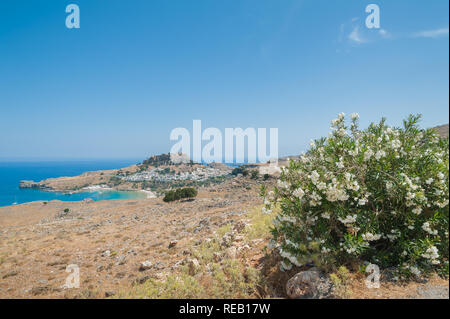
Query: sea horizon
0,159,146,207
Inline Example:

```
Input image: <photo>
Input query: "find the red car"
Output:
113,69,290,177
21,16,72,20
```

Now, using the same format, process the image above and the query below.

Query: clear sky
0,0,448,161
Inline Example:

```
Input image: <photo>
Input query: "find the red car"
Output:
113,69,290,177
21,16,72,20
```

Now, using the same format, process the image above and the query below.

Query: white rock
286,267,332,299
139,260,153,271
188,258,200,275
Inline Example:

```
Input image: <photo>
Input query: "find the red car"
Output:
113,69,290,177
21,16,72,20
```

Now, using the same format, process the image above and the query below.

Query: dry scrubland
0,174,448,299
0,177,267,298
0,122,449,299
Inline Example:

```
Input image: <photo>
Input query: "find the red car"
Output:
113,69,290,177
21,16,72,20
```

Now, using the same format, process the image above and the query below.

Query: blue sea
0,160,147,207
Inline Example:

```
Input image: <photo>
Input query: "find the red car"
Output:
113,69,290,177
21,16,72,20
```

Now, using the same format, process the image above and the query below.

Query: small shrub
330,266,352,298
163,187,198,202
163,191,176,202
232,166,248,176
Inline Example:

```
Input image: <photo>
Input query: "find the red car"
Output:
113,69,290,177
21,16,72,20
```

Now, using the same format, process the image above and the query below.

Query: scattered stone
115,272,126,279
139,260,153,271
127,249,138,256
415,284,449,299
171,260,184,270
188,258,200,275
115,255,127,266
225,246,237,259
154,261,166,270
286,267,332,299
237,244,250,252
213,252,222,263
221,232,235,247
55,210,71,219
251,239,264,246
104,290,116,297
2,270,19,279
168,240,178,249
153,272,167,281
132,276,151,286
193,218,211,233
181,249,190,256
233,220,248,233
101,250,111,257
31,286,60,296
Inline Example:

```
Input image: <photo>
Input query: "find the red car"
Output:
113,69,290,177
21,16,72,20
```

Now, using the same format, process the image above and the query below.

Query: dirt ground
1,175,448,299
0,177,263,298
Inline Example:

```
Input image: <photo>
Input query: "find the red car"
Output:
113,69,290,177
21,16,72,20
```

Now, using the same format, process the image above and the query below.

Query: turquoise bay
0,160,146,207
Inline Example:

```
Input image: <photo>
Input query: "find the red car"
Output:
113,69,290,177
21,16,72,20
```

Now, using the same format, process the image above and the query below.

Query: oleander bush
262,113,449,278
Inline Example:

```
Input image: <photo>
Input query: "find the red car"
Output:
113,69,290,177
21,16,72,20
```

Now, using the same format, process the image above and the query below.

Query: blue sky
0,0,448,160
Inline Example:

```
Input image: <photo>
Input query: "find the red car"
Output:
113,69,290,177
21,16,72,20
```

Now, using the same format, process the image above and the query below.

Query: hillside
433,124,449,138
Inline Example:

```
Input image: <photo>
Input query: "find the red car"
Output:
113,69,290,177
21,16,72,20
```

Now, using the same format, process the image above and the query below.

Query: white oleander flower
277,180,290,189
338,214,357,224
309,170,320,185
280,260,292,272
375,150,386,160
422,246,440,264
358,198,367,206
326,186,349,202
362,233,381,241
321,212,331,219
316,182,327,191
391,139,401,149
292,187,305,199
422,222,438,235
437,200,449,208
336,128,347,137
409,266,421,276
386,181,393,190
364,149,374,161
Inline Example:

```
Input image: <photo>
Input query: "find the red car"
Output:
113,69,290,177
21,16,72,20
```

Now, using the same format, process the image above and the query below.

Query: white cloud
348,26,365,44
379,29,391,38
412,27,449,39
